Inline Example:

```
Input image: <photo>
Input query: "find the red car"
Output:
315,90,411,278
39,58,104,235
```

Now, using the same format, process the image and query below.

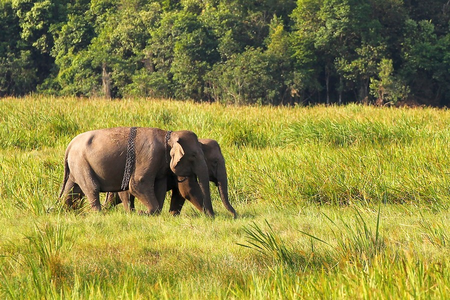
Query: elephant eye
189,152,197,161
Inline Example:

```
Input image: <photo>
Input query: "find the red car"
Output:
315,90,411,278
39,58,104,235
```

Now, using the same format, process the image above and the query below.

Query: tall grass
239,206,449,299
1,219,73,299
0,96,449,298
239,220,294,266
241,205,384,269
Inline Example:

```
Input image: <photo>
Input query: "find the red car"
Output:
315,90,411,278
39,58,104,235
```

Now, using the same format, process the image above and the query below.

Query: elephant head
166,131,214,217
168,138,236,218
200,139,236,218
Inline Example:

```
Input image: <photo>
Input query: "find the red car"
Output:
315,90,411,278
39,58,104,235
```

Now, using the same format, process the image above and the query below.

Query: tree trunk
326,71,330,105
143,51,154,72
358,79,369,104
102,62,111,99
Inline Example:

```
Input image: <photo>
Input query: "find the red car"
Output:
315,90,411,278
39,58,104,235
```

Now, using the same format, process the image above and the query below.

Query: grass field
0,96,449,299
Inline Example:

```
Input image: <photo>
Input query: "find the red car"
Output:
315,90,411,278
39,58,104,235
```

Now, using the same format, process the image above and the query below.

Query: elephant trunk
196,159,215,217
216,165,237,218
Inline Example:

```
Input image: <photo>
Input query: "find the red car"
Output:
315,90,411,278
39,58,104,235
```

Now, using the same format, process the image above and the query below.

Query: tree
52,0,159,98
0,0,38,95
290,0,323,103
206,47,274,105
12,0,70,87
291,0,389,104
52,13,97,96
370,58,409,105
400,19,444,105
264,15,295,104
170,11,218,100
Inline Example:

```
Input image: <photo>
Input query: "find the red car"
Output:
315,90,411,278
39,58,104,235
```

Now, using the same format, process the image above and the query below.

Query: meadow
0,96,449,299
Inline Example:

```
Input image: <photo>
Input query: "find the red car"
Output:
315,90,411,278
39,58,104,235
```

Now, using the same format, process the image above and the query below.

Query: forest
1,0,450,106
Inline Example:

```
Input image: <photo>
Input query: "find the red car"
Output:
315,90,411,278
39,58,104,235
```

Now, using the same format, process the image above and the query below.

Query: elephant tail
59,152,70,198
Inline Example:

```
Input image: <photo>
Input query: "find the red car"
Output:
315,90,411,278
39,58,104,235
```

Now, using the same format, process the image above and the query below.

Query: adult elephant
105,139,237,218
59,127,214,216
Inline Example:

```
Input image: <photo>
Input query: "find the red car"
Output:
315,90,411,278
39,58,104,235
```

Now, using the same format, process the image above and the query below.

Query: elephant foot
91,204,102,212
138,209,161,216
169,210,181,216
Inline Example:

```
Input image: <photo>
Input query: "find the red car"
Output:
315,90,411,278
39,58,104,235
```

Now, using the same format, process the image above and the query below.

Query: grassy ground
0,96,449,299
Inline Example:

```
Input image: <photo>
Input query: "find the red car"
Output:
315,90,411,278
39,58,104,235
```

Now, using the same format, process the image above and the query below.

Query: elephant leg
70,184,85,209
178,177,204,213
104,192,135,212
75,175,101,211
67,161,102,211
61,178,75,207
117,191,134,212
169,188,186,216
130,175,161,215
128,194,136,211
104,192,121,209
155,178,168,208
83,189,101,211
63,183,76,208
62,180,84,209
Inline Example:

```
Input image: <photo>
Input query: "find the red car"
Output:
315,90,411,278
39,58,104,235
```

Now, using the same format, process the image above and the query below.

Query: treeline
1,0,450,106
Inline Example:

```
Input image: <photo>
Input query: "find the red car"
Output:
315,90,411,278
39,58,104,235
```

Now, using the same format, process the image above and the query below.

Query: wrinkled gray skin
59,127,214,216
105,139,237,218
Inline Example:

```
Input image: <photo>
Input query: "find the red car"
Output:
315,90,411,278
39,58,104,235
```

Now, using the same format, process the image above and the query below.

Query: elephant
59,127,214,216
104,139,237,218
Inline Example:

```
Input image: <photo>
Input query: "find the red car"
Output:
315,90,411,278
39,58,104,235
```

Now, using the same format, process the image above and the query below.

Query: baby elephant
105,139,237,218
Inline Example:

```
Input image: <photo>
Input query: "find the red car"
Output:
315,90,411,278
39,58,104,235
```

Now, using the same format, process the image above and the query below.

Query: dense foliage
2,0,450,106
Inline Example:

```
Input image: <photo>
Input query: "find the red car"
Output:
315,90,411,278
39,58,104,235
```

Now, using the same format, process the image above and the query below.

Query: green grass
0,96,449,299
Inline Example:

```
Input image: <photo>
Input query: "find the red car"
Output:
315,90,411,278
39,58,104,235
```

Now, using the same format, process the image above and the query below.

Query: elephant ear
170,142,185,169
